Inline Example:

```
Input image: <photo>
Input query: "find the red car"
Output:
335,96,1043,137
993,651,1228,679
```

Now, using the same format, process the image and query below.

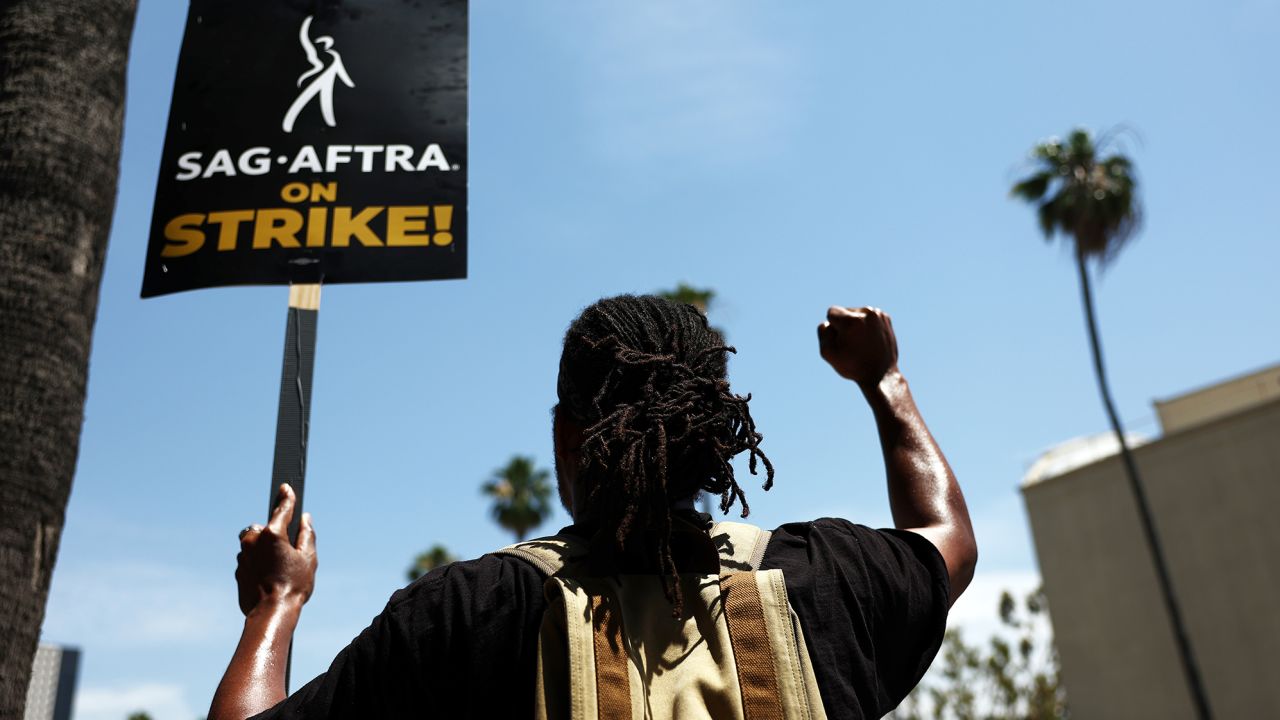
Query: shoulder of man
247,549,551,720
393,548,553,614
761,517,951,717
765,518,948,582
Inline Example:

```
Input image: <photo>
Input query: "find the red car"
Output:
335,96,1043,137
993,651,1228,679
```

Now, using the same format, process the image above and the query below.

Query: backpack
494,520,829,720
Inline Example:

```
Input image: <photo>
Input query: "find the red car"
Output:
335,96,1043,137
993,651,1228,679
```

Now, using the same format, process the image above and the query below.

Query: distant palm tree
482,456,553,542
406,544,458,582
657,282,715,314
659,282,727,348
1011,128,1212,720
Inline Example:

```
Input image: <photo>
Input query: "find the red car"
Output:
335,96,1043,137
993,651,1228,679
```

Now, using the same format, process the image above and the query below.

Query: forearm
209,598,301,720
862,370,976,600
862,371,958,527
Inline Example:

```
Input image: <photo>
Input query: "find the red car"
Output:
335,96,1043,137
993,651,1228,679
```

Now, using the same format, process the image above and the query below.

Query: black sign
142,0,467,298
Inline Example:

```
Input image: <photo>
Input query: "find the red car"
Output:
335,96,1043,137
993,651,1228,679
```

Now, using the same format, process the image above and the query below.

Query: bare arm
209,485,317,720
818,306,977,605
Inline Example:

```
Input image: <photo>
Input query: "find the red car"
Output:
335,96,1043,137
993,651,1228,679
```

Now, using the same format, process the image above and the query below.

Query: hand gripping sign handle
268,283,321,690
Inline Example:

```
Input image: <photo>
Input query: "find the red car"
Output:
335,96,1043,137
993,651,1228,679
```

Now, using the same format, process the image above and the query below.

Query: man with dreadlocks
211,296,976,720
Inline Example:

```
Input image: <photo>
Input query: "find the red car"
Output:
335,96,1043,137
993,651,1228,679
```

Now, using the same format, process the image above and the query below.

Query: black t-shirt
250,518,949,719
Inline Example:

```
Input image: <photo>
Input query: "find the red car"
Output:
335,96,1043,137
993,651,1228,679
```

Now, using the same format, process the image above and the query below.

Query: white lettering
238,147,272,176
325,145,352,172
415,143,450,171
288,145,323,174
202,149,237,178
171,144,453,180
176,151,203,181
385,145,414,172
353,145,382,172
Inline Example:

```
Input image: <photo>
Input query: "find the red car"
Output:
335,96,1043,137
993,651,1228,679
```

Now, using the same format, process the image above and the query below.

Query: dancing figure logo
282,16,355,133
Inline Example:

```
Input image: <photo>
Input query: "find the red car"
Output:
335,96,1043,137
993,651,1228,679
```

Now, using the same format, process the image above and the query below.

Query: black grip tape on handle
269,305,317,542
268,303,318,691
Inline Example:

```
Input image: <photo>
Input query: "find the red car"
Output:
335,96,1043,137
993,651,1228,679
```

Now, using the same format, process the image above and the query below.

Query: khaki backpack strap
711,521,773,572
721,572,786,720
590,594,632,720
491,534,588,577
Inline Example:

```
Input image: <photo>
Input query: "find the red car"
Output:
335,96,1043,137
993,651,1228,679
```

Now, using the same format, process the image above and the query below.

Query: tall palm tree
406,543,458,582
481,456,553,542
1012,128,1212,719
0,2,136,715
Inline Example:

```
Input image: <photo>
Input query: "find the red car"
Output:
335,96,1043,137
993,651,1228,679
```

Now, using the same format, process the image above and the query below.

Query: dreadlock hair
557,294,774,617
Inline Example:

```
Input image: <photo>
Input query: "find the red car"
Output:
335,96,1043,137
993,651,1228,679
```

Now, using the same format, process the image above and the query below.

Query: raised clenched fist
817,306,899,388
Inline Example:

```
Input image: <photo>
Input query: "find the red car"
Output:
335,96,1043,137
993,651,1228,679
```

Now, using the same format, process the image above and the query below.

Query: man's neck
671,495,698,512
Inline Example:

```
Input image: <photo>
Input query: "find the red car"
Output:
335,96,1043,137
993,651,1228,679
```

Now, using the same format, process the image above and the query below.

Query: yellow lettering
280,183,309,203
331,206,384,247
208,210,254,251
161,214,205,257
433,205,454,246
306,207,328,248
253,209,304,249
386,206,430,246
310,182,337,203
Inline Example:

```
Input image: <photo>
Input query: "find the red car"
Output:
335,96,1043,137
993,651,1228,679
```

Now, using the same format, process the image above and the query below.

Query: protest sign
142,0,467,297
142,1,468,686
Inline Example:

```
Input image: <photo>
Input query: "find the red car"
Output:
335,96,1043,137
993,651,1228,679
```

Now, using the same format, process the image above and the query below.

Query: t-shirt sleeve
762,518,950,717
246,553,546,719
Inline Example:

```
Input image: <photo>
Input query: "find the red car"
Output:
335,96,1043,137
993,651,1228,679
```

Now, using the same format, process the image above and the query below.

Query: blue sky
39,1,1279,718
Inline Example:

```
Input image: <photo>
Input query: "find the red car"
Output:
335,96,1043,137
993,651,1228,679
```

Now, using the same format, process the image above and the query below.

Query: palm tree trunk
1074,251,1213,720
0,2,136,715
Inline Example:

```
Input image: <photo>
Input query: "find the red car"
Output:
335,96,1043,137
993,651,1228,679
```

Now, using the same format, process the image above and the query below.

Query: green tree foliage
657,282,714,314
1010,129,1139,266
406,543,458,582
888,587,1067,720
481,456,553,542
126,712,154,720
657,283,727,339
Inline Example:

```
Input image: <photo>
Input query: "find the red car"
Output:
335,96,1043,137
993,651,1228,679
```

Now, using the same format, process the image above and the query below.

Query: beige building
1022,363,1280,719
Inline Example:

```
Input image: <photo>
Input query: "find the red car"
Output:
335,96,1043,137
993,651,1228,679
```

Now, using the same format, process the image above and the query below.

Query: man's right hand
211,485,317,720
817,306,899,388
235,484,317,617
